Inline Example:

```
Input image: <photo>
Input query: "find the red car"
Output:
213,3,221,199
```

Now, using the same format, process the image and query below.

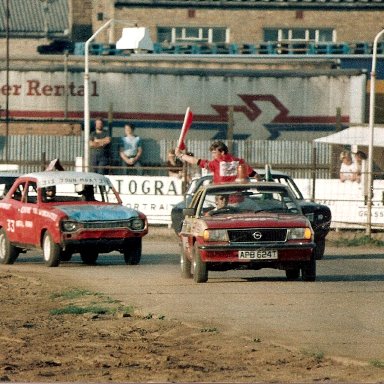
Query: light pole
83,19,136,171
366,28,384,236
83,19,113,172
5,0,10,162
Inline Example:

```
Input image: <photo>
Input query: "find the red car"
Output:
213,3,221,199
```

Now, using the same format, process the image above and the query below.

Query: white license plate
238,249,278,260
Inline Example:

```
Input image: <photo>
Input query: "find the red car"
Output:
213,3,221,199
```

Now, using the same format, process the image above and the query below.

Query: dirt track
1,227,384,382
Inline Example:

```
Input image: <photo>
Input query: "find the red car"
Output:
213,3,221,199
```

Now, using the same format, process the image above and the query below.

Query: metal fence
2,134,384,231
0,134,333,177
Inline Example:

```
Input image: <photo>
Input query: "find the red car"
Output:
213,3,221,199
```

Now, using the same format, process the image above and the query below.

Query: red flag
177,107,193,150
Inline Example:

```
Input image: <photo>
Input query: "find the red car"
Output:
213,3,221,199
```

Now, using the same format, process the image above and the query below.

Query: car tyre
314,238,325,260
285,268,300,281
80,252,99,265
42,232,60,267
301,253,316,282
123,238,142,265
192,242,208,283
0,229,19,264
180,247,192,278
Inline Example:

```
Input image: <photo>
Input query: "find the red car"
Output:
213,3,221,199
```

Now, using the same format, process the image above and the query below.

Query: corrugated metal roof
0,0,68,36
114,0,384,8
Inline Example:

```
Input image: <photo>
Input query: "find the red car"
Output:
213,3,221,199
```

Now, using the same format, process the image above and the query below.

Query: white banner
107,175,183,225
295,178,384,229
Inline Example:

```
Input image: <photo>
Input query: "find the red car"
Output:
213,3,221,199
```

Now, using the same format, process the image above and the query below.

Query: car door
180,189,206,259
15,181,40,246
4,181,27,243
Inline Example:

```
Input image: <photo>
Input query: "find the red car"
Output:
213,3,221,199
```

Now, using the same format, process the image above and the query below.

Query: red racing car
179,181,316,283
0,171,148,267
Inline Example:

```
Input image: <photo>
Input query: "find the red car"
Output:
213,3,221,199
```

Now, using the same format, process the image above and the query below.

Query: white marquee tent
314,126,384,147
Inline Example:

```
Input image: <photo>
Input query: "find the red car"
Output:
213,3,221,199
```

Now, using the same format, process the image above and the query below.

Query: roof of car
198,169,289,181
21,171,113,188
203,181,291,192
256,168,288,177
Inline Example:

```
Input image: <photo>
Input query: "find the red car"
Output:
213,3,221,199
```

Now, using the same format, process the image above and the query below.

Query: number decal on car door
7,219,15,233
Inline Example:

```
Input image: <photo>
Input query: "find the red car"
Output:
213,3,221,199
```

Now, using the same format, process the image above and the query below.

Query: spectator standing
119,123,143,175
353,150,368,184
89,117,111,174
339,150,357,182
167,149,183,178
175,140,258,183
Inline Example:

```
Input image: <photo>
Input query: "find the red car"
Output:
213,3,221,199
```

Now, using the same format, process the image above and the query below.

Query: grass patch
370,359,384,368
50,288,96,300
50,305,110,315
331,235,384,247
49,287,134,317
302,349,325,363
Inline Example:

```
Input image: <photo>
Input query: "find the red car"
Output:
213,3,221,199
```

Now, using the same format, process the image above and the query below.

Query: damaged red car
179,182,316,283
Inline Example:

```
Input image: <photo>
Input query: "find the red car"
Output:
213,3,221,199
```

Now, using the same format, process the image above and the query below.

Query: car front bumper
197,241,315,263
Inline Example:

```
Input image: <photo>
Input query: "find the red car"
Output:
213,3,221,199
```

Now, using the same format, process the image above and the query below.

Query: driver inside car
206,194,229,215
43,186,56,202
215,194,228,209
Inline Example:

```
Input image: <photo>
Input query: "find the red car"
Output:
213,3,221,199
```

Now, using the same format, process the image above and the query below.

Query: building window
157,27,228,44
264,28,335,43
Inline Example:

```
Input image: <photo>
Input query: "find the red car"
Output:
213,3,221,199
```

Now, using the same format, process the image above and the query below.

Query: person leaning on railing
339,150,357,183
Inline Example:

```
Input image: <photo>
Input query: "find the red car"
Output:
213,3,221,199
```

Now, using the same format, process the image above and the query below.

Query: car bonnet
56,204,140,221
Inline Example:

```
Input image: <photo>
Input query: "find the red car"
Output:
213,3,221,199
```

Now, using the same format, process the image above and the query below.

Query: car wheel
60,250,72,262
285,268,300,281
301,254,316,282
42,232,60,267
0,228,19,264
314,238,325,260
192,242,208,283
180,246,192,278
80,252,99,265
123,238,142,265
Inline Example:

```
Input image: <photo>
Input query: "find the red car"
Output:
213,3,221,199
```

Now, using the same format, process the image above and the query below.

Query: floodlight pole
83,19,113,172
5,0,10,162
83,18,136,172
366,29,384,236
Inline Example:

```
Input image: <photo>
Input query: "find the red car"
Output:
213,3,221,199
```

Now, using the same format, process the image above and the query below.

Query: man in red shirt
175,141,258,183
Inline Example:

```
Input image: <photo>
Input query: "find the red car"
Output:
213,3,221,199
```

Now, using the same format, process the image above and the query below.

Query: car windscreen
40,183,119,203
201,186,301,216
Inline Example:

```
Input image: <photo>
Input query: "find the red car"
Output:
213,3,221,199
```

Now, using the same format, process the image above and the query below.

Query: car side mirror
183,207,196,217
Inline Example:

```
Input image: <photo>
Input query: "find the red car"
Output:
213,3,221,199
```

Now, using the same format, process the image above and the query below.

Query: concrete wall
0,67,366,143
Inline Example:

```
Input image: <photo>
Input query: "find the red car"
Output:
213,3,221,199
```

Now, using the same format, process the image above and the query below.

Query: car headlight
203,229,229,242
287,227,312,240
130,218,145,231
61,220,81,232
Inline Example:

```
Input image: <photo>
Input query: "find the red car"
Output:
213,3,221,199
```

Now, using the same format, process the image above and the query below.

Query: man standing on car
175,140,258,183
